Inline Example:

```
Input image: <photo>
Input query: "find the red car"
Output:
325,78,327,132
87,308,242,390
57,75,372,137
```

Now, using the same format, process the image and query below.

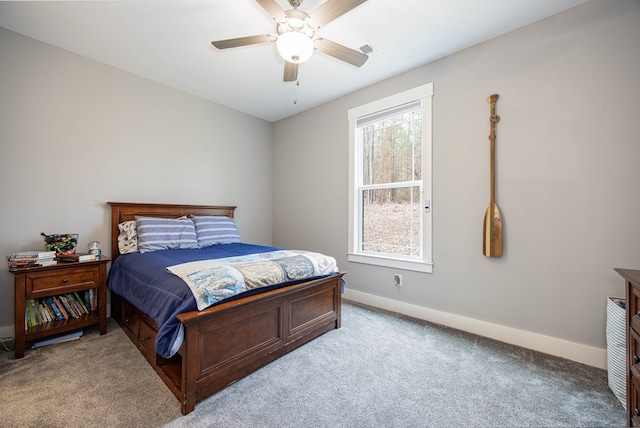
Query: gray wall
2,0,638,363
273,0,640,353
0,27,274,332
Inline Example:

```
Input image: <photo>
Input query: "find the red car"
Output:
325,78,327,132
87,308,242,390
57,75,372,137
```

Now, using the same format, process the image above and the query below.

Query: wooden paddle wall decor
483,94,503,257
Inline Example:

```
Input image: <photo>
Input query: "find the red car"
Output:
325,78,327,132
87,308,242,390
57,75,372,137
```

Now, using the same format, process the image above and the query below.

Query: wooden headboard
108,202,236,261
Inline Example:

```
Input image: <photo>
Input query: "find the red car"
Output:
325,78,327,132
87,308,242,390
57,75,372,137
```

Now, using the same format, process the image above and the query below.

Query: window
348,83,433,273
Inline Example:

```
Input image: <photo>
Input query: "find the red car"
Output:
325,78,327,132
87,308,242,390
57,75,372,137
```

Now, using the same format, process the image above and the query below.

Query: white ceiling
0,0,590,122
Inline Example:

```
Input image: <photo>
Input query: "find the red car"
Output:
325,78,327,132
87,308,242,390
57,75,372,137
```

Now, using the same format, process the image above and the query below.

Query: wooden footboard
111,272,343,414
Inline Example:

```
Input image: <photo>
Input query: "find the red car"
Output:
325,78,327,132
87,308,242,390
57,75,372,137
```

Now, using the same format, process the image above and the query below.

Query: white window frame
347,83,433,273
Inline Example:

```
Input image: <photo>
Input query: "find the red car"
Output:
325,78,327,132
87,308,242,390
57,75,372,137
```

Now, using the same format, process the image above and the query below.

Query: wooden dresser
617,268,640,426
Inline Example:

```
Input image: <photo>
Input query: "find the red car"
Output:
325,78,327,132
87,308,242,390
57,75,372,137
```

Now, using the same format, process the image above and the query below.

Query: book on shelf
52,295,68,319
46,297,63,320
83,289,96,312
40,302,52,322
58,295,75,318
35,299,43,325
63,294,87,318
71,294,88,315
26,299,36,328
73,291,89,313
24,293,95,328
56,253,98,263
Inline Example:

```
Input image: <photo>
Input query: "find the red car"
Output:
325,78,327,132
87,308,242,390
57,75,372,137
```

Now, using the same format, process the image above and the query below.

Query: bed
107,202,344,415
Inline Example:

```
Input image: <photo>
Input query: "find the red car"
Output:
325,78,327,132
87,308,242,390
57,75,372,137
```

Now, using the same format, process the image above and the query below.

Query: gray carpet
0,301,625,427
0,317,180,427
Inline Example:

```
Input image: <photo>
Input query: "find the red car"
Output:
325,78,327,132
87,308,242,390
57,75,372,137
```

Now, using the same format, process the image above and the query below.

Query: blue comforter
107,243,284,358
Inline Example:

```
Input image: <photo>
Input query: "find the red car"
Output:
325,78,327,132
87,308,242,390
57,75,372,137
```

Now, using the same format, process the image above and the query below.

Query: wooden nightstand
10,257,110,358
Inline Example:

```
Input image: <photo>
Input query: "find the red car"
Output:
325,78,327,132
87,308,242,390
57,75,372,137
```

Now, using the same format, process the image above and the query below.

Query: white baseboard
343,288,607,369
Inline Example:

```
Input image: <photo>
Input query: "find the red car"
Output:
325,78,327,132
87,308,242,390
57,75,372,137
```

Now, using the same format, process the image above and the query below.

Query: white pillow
117,220,138,254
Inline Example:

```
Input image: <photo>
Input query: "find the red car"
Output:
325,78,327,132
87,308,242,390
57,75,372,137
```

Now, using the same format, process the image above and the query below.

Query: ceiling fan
211,0,369,83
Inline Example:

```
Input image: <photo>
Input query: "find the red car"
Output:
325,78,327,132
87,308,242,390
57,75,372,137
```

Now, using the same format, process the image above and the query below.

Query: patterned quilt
166,250,338,311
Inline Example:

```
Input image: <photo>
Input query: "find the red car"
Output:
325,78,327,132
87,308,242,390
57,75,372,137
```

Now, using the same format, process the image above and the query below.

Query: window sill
347,253,433,273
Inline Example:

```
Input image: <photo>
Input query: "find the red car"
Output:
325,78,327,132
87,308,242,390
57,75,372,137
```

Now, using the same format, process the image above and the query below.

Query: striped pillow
191,215,241,247
135,216,198,253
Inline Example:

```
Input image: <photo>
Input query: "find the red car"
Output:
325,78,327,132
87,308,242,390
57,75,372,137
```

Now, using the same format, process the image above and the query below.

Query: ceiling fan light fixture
288,17,305,29
277,31,314,64
286,10,308,29
211,0,370,84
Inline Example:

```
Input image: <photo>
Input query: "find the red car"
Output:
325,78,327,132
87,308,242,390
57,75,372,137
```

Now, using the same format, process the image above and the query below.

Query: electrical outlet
394,273,402,287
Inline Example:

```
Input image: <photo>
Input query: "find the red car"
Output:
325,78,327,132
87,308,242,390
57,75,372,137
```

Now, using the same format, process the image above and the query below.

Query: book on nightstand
56,253,97,263
7,250,57,268
10,250,56,260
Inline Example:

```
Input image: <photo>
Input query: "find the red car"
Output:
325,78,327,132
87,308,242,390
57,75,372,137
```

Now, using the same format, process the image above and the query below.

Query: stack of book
7,251,57,268
25,291,96,328
56,253,98,263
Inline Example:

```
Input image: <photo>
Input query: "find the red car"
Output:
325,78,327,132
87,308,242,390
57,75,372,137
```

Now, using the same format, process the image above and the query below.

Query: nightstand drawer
26,268,98,296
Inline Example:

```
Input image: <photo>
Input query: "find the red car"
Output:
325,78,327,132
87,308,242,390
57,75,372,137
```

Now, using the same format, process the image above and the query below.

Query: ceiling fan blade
211,34,276,49
314,38,368,67
308,0,368,28
256,0,287,22
283,61,298,82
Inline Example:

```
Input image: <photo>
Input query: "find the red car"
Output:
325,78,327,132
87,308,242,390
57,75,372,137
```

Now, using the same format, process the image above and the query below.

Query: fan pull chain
293,79,300,104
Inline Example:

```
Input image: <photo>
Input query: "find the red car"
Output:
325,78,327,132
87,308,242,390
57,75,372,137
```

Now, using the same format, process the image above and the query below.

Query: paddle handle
487,94,500,203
